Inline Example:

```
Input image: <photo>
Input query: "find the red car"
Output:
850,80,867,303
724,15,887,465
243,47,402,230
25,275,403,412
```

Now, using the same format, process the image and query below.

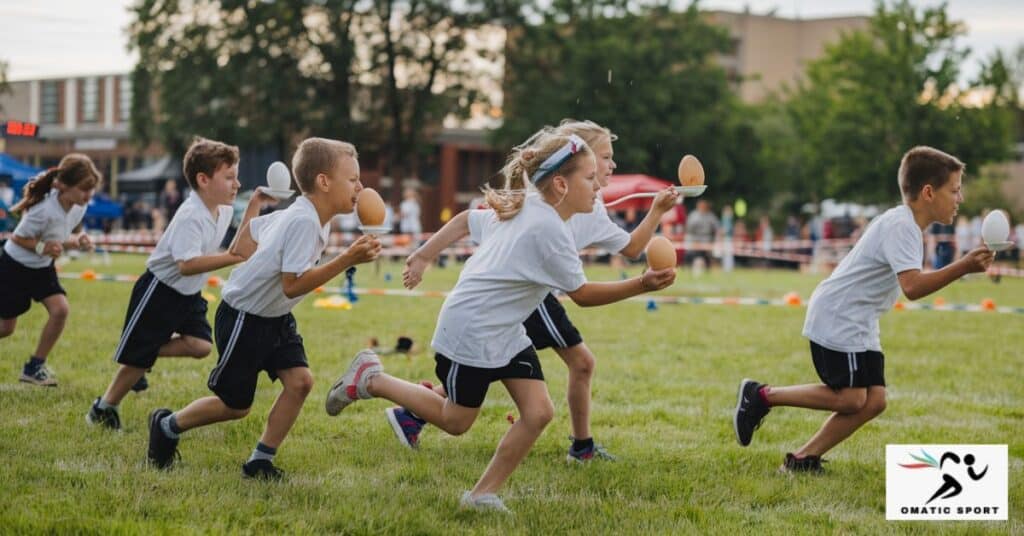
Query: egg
357,188,386,225
266,161,292,191
677,155,705,186
646,236,676,270
981,210,1010,245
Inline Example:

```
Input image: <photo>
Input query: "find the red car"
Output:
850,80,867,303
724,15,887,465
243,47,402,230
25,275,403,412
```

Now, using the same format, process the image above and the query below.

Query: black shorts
0,250,65,319
434,347,545,408
113,271,212,369
522,293,583,350
810,340,886,390
207,301,308,410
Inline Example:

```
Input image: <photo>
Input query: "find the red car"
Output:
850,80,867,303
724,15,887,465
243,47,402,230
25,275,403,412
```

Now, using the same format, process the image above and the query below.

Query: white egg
267,162,292,191
981,210,1009,245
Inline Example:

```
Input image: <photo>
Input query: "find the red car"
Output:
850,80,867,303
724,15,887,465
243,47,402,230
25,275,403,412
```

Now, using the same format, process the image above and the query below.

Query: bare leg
0,317,16,339
554,343,596,440
794,386,887,457
258,367,314,448
33,294,69,360
157,335,212,358
766,384,867,414
470,378,553,496
367,373,479,435
173,396,250,432
101,365,148,405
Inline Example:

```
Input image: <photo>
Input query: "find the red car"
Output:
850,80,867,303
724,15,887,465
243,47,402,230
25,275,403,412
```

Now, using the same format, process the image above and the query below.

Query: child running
733,146,994,472
1,154,101,386
325,129,676,512
87,138,272,429
395,119,679,462
146,138,380,478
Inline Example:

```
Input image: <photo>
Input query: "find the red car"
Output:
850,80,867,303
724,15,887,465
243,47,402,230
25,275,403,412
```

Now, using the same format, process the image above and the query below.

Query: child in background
1,154,101,386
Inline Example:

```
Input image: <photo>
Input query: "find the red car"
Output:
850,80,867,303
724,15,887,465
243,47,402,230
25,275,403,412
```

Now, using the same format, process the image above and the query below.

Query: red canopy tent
600,174,674,210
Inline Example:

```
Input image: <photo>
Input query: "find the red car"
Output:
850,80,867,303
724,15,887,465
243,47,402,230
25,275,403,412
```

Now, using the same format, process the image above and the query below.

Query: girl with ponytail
1,153,102,386
326,128,677,513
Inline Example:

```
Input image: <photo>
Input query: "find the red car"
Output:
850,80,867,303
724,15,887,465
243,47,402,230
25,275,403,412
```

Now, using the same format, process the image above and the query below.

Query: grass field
1,253,1021,534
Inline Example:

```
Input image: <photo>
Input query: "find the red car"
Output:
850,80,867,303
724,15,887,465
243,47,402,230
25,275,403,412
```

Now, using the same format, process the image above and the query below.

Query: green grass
1,253,1021,534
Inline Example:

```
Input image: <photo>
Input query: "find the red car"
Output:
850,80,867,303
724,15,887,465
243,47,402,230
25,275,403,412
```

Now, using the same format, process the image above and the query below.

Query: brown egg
356,188,386,225
677,155,705,186
646,236,676,270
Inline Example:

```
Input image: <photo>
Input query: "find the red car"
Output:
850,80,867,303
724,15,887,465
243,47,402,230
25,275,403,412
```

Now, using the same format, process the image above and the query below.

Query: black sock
572,437,594,451
23,356,45,374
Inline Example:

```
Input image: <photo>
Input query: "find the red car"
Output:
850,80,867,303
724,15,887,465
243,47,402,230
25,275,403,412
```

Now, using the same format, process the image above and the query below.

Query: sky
1,0,1021,81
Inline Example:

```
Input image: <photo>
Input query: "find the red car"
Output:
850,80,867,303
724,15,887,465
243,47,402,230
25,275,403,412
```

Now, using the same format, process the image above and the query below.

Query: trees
758,1,1016,205
498,1,765,203
128,0,513,187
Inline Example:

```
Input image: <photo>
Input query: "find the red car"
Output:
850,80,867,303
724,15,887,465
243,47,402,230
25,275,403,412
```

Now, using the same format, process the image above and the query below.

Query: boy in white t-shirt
146,138,381,479
394,120,679,462
733,146,994,472
325,129,675,512
87,138,271,430
0,154,101,386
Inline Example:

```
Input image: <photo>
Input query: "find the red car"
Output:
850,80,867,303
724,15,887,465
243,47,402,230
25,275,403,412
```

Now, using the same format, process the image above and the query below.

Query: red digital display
3,120,40,138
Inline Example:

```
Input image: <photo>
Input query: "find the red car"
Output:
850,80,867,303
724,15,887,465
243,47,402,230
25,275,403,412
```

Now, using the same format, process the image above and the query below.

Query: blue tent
0,153,43,193
0,153,122,222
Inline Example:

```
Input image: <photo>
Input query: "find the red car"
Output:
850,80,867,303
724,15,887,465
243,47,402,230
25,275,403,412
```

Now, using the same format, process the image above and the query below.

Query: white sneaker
460,491,511,513
325,349,382,416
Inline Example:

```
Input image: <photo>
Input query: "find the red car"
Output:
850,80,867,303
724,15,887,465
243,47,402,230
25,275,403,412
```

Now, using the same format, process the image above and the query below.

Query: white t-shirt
567,197,630,253
222,196,330,317
4,189,86,268
399,198,421,234
434,195,587,368
146,193,233,295
470,196,630,255
803,205,923,352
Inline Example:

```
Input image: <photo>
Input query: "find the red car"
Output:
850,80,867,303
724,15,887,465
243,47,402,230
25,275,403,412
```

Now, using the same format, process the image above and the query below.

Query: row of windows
39,76,132,126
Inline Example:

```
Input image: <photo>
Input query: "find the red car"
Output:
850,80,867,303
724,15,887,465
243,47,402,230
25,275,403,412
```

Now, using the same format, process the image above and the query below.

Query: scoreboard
2,120,40,138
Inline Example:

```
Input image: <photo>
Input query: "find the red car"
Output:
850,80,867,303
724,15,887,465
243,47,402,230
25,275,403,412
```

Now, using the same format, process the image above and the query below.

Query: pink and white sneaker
325,349,382,416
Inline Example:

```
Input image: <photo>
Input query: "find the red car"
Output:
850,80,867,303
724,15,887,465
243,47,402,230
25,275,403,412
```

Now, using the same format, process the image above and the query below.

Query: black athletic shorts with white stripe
207,301,308,410
434,347,545,408
113,270,211,369
522,293,583,350
809,340,886,390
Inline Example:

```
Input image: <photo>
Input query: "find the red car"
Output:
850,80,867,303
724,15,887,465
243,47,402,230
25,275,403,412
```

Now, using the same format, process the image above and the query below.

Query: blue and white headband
530,134,586,184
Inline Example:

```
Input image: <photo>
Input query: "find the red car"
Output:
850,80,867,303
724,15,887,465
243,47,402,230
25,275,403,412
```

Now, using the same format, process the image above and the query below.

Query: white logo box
886,444,1007,521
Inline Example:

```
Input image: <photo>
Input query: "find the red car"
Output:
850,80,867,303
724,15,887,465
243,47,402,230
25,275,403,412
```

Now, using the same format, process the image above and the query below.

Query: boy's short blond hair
291,138,358,193
898,146,965,201
182,137,240,190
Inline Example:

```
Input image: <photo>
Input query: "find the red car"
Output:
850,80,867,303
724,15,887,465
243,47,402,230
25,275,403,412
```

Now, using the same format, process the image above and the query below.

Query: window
118,76,132,123
80,77,100,123
40,81,62,124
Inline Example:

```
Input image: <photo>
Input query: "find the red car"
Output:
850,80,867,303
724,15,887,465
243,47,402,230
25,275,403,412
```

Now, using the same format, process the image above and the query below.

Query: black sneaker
147,408,179,469
131,374,149,393
242,459,284,481
780,453,826,473
734,378,770,446
86,398,121,430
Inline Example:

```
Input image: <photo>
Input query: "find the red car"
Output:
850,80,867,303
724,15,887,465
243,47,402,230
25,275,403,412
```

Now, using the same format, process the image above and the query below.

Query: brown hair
12,153,102,214
485,128,594,220
182,137,240,190
898,146,965,201
291,137,358,194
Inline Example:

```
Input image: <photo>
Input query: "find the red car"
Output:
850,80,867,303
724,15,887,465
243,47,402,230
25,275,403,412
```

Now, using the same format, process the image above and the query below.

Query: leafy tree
759,0,1015,205
498,1,765,203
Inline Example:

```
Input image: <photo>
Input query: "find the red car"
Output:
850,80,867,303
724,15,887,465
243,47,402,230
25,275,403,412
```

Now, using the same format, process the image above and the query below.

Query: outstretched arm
403,210,471,289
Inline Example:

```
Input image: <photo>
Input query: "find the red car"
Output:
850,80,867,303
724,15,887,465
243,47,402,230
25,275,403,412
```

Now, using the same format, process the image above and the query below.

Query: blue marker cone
384,272,393,282
646,299,658,311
